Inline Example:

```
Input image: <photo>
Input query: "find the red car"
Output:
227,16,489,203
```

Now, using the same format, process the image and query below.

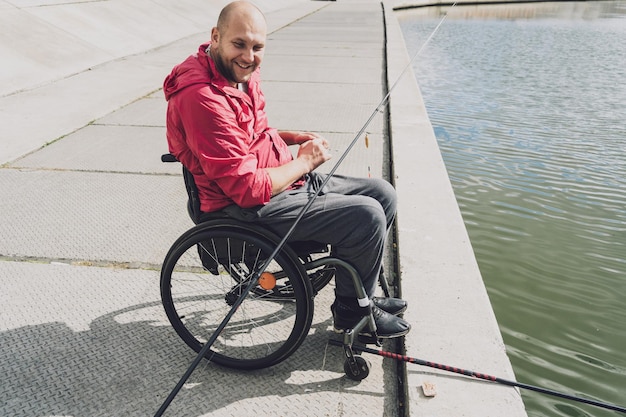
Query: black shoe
369,304,411,338
372,297,407,316
331,300,411,339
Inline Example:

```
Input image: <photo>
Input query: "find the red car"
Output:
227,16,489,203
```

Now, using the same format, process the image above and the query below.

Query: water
398,2,626,416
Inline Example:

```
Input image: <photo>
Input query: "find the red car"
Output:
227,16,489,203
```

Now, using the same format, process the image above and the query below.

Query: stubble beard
212,48,253,85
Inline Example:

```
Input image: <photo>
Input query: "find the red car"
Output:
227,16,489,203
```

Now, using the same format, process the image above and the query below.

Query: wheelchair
160,154,392,380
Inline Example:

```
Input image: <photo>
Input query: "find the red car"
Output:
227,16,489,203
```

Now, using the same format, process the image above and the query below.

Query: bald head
217,1,266,33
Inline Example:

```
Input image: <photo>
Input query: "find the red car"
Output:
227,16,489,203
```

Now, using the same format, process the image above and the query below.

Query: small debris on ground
421,381,437,397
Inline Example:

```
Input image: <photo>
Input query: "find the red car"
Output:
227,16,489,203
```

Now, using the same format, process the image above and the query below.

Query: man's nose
242,48,255,63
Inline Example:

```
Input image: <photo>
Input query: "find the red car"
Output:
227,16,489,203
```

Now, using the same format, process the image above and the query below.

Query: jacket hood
163,43,226,101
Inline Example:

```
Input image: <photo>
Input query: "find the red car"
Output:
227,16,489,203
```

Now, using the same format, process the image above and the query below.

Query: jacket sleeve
177,86,273,208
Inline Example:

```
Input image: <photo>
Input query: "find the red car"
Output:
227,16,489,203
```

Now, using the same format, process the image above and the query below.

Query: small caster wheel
344,355,371,381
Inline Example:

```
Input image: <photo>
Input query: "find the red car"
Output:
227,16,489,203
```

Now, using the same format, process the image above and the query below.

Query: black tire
344,355,371,381
160,220,314,370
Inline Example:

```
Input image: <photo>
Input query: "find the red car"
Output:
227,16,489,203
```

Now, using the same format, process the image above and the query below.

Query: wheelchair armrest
161,153,178,163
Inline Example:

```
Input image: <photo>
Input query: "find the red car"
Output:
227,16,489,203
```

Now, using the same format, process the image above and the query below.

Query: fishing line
155,6,455,416
328,340,626,414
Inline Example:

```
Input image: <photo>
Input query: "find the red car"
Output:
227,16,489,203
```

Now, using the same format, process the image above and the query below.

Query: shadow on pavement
1,297,394,416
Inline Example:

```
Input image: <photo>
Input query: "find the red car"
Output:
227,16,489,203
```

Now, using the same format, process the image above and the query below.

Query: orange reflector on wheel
259,272,276,290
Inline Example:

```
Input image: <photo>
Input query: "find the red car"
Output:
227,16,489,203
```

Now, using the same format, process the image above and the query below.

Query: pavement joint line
90,123,163,128
267,3,333,34
2,125,90,166
117,87,164,104
1,165,182,177
0,254,162,271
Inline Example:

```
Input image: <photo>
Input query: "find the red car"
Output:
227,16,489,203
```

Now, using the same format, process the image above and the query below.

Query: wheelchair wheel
160,220,314,370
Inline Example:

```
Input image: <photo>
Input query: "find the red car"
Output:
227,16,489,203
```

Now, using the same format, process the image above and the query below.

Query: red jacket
164,43,295,213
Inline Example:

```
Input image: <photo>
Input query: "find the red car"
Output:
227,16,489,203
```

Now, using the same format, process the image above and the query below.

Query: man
164,1,410,338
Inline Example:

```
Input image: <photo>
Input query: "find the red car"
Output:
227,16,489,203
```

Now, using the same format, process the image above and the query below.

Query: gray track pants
223,172,397,299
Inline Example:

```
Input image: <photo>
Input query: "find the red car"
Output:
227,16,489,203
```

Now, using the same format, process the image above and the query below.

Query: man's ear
210,27,219,45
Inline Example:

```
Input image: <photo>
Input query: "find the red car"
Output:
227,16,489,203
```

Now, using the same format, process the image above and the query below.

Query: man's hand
296,137,332,172
265,134,332,196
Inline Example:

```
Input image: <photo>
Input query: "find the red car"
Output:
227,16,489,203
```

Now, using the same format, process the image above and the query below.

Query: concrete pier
0,0,527,415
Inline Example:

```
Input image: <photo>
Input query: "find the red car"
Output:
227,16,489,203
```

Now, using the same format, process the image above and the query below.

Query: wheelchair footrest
357,333,382,346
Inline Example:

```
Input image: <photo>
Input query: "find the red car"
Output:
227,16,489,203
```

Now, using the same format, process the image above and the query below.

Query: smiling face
210,2,267,87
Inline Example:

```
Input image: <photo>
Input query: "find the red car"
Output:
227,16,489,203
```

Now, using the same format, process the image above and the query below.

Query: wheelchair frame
160,154,390,380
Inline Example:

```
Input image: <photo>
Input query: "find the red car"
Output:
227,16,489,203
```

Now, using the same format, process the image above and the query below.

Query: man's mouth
235,62,253,70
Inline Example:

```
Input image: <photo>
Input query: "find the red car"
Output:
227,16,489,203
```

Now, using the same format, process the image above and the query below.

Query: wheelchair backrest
161,153,202,224
182,166,203,224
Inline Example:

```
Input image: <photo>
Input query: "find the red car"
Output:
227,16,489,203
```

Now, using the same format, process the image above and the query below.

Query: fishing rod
328,340,626,414
154,7,455,416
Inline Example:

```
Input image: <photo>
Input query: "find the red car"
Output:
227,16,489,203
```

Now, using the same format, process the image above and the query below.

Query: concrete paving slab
10,124,175,174
267,44,383,59
0,260,397,417
94,96,166,128
25,1,196,56
0,32,208,165
0,8,113,96
0,169,191,265
265,96,385,135
263,81,382,106
262,54,382,84
269,26,383,43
